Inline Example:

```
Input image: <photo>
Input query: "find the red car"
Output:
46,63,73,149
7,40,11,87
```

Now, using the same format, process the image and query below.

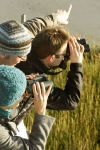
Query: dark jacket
16,50,83,111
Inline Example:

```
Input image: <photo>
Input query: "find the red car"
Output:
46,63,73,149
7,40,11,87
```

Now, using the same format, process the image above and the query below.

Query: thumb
61,20,68,25
46,86,52,97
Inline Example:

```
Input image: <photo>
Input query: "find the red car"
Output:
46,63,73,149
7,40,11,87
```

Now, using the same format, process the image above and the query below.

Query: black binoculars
66,38,90,59
59,39,90,69
78,39,90,52
66,39,90,53
26,74,53,97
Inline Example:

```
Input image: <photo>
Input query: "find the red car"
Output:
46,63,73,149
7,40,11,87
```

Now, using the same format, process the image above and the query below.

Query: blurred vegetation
24,44,100,150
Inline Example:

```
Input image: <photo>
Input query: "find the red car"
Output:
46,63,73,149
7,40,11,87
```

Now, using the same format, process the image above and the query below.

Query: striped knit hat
0,20,31,56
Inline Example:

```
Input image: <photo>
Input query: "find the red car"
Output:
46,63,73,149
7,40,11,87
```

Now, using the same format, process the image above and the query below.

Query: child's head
0,65,26,108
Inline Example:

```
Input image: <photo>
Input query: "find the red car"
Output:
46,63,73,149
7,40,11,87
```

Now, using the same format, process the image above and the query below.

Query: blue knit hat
0,65,27,106
0,20,31,56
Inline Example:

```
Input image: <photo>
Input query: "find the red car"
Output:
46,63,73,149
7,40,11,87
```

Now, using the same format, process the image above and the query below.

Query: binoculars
66,38,90,60
59,38,90,69
26,74,53,97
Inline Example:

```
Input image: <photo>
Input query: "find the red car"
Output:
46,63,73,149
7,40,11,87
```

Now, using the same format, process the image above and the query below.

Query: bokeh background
0,0,100,45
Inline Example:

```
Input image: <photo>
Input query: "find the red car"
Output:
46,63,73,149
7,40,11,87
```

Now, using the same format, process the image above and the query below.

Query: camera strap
46,70,63,75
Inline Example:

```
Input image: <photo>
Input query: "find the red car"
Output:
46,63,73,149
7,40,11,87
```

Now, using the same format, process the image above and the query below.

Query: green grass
24,44,100,150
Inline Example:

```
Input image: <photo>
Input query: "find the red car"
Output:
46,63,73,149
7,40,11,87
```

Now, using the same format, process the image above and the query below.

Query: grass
24,44,100,150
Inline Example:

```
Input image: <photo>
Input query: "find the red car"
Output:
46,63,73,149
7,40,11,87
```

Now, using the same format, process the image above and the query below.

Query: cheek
14,58,21,64
53,59,62,66
51,57,63,66
57,57,63,63
57,57,64,64
8,58,19,66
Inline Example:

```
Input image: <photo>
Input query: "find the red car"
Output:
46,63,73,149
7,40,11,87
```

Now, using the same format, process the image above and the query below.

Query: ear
49,55,55,62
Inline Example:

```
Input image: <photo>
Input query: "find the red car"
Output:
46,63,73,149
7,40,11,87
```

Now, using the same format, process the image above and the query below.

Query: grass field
24,45,100,150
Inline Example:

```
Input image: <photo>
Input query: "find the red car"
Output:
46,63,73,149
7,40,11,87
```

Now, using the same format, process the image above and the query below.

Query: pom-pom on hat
0,65,27,106
0,20,31,56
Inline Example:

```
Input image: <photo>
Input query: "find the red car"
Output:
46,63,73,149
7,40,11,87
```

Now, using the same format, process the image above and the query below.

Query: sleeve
23,13,58,38
46,63,83,110
0,114,55,150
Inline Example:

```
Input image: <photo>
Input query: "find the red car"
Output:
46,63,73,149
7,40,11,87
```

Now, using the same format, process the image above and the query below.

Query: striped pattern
0,20,31,56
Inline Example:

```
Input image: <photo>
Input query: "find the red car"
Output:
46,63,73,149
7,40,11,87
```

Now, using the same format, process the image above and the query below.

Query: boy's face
49,43,67,67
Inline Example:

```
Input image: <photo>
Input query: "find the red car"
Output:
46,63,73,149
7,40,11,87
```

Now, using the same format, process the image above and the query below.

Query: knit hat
0,20,31,56
0,65,27,106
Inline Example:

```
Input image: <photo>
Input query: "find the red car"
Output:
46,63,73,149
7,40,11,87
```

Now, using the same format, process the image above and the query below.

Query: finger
31,73,39,76
73,37,80,53
40,82,45,97
70,37,77,50
80,45,84,53
26,74,36,79
57,10,61,13
36,82,41,97
46,86,52,97
32,84,37,98
69,37,78,54
67,4,72,13
68,40,73,54
77,37,80,40
67,4,72,18
35,73,39,76
73,37,84,53
26,75,33,79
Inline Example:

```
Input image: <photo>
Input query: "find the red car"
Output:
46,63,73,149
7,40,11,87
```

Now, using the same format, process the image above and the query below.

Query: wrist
35,109,46,115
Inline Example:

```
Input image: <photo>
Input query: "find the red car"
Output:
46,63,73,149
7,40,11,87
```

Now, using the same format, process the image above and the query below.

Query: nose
21,56,27,61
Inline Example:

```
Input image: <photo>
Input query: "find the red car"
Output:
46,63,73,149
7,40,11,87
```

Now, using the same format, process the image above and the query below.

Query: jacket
0,114,55,150
16,51,83,111
23,13,58,39
13,13,83,124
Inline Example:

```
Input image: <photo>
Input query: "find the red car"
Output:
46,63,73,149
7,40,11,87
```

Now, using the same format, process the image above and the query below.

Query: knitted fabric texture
0,65,27,106
0,20,31,56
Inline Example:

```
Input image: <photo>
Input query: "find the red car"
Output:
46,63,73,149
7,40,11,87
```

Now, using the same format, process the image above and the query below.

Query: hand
56,4,72,25
68,37,84,63
32,82,52,115
26,73,39,80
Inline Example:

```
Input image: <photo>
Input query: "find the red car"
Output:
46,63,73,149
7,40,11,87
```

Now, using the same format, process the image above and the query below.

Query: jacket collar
30,52,63,75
